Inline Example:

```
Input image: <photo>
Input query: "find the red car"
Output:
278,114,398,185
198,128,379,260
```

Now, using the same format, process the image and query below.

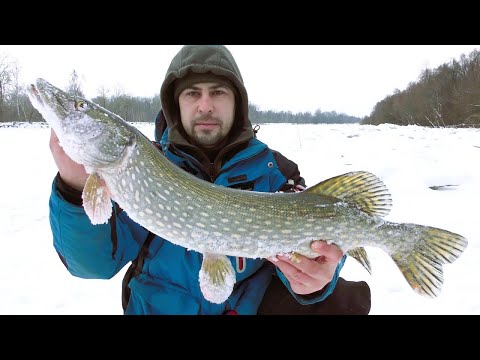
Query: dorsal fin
304,171,392,217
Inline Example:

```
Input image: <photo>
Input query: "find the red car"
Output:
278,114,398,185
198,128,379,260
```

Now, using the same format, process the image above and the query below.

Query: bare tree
0,53,17,122
66,70,85,97
95,85,110,107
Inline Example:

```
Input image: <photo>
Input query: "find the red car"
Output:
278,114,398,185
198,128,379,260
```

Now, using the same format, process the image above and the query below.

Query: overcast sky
2,45,480,118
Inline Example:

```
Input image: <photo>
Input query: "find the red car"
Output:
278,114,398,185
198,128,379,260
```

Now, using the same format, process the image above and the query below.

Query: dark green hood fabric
160,45,254,156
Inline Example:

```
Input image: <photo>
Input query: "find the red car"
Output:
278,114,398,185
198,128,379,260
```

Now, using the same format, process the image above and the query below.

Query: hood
159,45,254,152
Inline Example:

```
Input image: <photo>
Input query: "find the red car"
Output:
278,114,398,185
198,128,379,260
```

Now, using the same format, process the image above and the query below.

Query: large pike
28,78,468,304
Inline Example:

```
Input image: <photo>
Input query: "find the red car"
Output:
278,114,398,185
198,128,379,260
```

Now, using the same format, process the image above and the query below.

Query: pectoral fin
199,253,236,304
82,173,112,225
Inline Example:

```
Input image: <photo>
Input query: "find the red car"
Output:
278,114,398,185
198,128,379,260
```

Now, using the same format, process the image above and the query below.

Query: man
49,45,371,314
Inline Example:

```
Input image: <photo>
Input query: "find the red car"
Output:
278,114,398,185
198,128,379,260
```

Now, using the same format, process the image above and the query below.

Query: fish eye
75,100,88,110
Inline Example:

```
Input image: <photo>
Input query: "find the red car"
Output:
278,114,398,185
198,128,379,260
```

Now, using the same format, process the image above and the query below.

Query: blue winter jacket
49,131,345,315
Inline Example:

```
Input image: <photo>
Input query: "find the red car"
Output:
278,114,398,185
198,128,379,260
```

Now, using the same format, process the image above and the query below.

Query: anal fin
347,247,372,274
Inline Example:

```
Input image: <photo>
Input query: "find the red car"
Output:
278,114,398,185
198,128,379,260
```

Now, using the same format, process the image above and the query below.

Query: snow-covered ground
1,122,478,314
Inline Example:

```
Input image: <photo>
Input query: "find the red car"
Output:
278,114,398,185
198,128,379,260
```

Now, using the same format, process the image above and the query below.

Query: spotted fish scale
27,78,468,304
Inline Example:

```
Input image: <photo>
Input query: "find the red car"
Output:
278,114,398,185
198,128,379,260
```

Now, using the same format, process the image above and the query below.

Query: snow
1,121,478,314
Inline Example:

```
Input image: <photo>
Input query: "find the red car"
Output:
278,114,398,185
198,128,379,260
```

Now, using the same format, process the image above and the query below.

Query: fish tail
392,226,468,297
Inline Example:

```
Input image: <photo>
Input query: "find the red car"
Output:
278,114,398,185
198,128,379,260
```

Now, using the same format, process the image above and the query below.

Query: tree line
362,49,480,127
0,64,164,124
0,62,360,125
2,48,480,127
248,104,359,124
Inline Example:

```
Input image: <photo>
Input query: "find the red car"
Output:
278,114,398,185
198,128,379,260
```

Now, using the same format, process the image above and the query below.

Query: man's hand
49,129,89,191
267,241,343,295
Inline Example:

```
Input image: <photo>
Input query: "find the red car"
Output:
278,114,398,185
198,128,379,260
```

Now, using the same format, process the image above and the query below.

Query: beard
192,131,224,147
190,115,226,147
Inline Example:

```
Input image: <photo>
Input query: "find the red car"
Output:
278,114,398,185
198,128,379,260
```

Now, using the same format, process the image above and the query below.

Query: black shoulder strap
272,150,307,191
121,231,156,312
134,231,156,277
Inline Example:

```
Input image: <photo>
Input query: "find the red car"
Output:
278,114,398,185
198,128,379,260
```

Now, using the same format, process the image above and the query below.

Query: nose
198,94,213,114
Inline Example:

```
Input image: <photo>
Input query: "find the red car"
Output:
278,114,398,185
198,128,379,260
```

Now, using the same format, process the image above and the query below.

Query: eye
75,100,88,110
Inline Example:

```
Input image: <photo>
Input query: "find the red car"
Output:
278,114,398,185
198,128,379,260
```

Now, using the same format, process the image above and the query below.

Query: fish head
27,78,136,170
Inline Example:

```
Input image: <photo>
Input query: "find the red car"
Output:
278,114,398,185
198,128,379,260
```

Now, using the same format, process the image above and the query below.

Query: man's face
178,82,236,149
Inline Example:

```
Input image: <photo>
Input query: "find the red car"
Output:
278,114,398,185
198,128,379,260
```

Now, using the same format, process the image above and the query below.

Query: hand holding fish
49,129,88,191
268,241,343,295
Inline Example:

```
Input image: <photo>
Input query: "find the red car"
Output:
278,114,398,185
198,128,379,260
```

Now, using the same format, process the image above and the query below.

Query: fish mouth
27,78,71,117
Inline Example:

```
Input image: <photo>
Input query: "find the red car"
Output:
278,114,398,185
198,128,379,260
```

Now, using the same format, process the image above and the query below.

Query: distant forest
0,66,360,125
362,49,480,127
1,48,479,127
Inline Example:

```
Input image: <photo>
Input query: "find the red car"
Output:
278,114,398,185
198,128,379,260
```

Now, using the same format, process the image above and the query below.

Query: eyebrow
188,84,229,91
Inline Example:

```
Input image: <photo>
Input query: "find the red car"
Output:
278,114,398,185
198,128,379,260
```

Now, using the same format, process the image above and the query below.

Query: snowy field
0,122,478,315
